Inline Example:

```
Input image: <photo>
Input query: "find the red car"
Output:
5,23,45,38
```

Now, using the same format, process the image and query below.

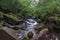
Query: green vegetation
0,0,60,28
0,0,60,40
0,0,60,32
0,0,60,20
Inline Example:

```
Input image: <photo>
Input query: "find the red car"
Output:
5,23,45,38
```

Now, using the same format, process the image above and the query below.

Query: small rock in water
27,31,33,39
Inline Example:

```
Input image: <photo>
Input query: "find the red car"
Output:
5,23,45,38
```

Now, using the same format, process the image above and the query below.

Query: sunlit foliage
0,0,60,21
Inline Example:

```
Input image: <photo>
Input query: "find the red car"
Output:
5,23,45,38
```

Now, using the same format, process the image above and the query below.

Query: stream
16,18,38,40
16,18,60,40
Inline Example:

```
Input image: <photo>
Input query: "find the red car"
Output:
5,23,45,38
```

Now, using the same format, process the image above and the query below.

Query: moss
3,14,20,25
27,31,33,39
4,14,19,21
0,12,4,19
48,16,60,28
0,24,3,28
49,16,60,22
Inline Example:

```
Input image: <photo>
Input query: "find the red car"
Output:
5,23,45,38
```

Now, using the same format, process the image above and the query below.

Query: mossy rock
0,24,3,28
0,12,4,19
49,16,60,22
23,37,30,40
27,31,33,39
35,24,45,33
3,14,20,25
37,27,44,32
48,16,60,28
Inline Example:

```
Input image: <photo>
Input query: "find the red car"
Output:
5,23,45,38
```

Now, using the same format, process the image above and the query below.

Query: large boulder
0,27,18,40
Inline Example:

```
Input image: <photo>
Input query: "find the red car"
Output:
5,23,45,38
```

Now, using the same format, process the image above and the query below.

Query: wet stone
0,27,18,40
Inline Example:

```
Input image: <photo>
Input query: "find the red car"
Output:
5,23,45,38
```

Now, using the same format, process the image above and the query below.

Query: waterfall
16,18,38,40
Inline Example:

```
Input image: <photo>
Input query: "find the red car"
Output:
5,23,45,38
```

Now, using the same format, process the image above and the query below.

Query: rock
0,27,18,40
31,28,49,40
3,14,20,25
35,23,45,33
23,37,30,40
27,31,33,39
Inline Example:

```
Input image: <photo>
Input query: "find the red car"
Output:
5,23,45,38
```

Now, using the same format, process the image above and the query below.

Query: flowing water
16,18,38,40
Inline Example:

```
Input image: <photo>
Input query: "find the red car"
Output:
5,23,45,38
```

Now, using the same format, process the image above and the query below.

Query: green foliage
0,0,60,22
0,0,60,39
0,0,17,13
30,0,60,20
